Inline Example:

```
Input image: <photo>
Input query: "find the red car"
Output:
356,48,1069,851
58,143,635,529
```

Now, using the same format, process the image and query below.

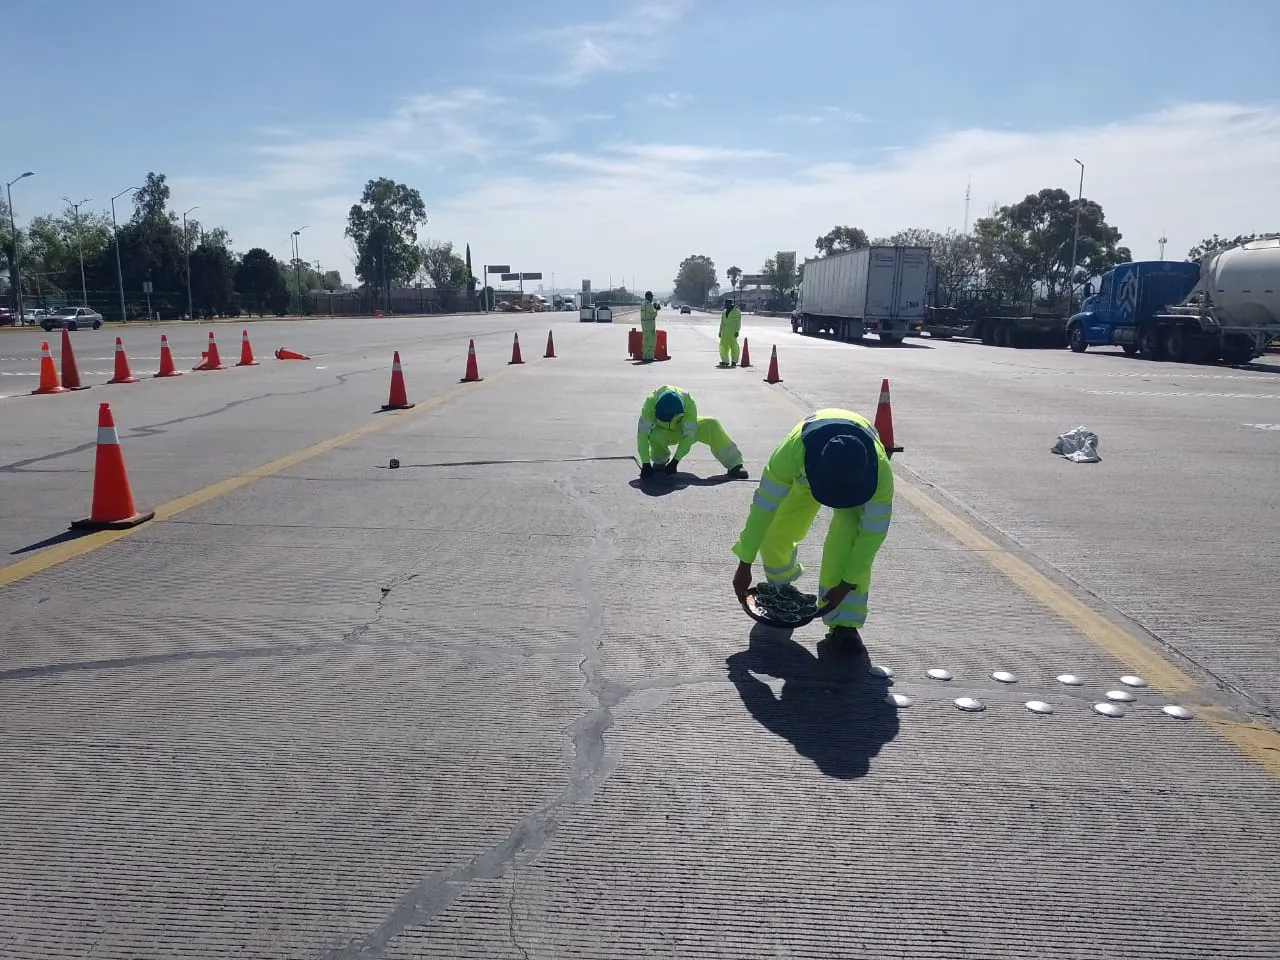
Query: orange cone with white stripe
193,331,225,370
31,340,66,395
70,402,155,530
460,339,482,382
381,351,415,410
874,378,904,457
275,347,310,360
108,337,139,384
739,338,752,368
508,332,524,364
544,330,556,358
60,328,91,390
237,328,259,366
154,334,183,377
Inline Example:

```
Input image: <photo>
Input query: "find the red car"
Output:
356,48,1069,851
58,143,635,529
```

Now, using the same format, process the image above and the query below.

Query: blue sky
7,0,1280,292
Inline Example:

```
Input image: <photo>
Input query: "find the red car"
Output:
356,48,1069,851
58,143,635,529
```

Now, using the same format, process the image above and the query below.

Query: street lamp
111,185,139,323
61,195,92,306
5,171,34,324
291,226,309,315
183,205,199,320
1067,158,1084,310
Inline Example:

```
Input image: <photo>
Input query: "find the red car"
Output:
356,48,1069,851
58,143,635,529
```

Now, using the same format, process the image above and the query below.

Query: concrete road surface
1,308,1278,959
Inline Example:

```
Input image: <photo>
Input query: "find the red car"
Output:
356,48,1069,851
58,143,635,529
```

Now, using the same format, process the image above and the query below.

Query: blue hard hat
654,390,684,422
802,418,879,508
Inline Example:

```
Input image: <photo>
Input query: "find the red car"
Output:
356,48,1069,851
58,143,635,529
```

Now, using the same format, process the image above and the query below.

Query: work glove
640,463,654,479
665,459,679,475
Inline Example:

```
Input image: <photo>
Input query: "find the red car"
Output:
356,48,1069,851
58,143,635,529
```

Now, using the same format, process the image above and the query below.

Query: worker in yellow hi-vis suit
636,385,749,480
718,297,742,367
639,290,660,361
730,408,894,652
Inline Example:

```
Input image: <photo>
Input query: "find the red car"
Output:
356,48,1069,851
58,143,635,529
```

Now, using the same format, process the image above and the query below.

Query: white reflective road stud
1025,701,1054,715
927,668,952,681
870,665,894,678
1057,674,1084,686
1106,689,1136,702
1093,702,1126,718
991,671,1018,684
1162,705,1194,720
1119,675,1148,688
888,693,913,708
954,697,985,712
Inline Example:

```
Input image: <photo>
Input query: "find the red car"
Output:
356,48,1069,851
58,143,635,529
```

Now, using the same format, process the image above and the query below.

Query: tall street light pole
111,185,139,323
1068,158,1084,310
6,171,34,325
292,226,309,315
183,205,199,320
61,195,92,306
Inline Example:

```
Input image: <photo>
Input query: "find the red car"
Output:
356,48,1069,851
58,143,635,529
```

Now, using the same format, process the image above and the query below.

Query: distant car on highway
680,305,692,314
42,306,104,331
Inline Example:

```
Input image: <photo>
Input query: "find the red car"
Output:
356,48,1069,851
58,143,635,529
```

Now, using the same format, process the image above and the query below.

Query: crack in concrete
319,448,625,960
0,368,379,473
507,855,530,960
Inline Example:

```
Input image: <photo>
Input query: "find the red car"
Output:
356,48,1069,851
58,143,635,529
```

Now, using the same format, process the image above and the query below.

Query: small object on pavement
1105,689,1136,703
1162,705,1194,720
888,693,913,708
1025,700,1054,715
389,458,400,469
954,697,986,712
991,670,1018,684
1119,675,1148,688
1051,425,1101,463
1093,702,1126,718
927,668,953,681
870,664,894,678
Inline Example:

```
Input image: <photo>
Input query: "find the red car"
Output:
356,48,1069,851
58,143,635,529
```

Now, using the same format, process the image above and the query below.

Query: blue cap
654,390,684,423
802,419,879,508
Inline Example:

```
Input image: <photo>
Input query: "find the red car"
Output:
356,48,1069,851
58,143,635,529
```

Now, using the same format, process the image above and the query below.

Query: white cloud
510,0,689,86
172,99,1280,293
645,92,691,109
775,106,869,125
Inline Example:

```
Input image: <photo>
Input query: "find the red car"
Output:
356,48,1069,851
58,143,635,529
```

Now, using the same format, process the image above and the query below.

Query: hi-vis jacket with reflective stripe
732,408,894,581
641,301,659,324
637,385,699,461
719,306,742,338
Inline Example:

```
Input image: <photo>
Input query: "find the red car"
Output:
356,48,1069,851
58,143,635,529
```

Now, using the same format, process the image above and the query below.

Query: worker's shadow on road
726,623,900,780
629,472,743,496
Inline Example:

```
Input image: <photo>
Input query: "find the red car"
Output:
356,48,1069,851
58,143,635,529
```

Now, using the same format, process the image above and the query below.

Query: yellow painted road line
760,384,1280,776
0,370,511,589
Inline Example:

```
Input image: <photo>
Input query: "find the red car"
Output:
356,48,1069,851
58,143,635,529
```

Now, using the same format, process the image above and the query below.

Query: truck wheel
879,332,903,344
1221,344,1253,366
1138,325,1164,360
1122,344,1139,356
1067,322,1087,353
1164,326,1191,363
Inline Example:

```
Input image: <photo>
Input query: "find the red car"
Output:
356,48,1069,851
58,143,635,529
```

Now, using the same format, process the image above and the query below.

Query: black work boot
727,464,748,480
823,626,865,655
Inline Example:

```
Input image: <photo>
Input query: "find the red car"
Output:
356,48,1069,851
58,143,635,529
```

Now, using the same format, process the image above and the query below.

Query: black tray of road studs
740,582,825,629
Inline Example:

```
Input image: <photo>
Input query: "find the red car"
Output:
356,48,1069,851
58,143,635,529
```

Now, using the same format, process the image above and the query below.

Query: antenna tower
963,177,971,234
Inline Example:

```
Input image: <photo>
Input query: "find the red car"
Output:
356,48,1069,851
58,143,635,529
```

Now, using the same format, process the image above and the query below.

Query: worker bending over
730,408,894,651
718,298,742,367
639,291,660,362
637,385,749,480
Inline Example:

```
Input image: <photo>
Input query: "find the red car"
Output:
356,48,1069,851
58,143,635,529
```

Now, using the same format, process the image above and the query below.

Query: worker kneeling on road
730,408,894,652
718,298,742,367
640,290,660,362
637,385,749,480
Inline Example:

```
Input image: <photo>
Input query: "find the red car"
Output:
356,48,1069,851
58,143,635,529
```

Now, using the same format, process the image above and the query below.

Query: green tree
761,251,797,299
727,265,742,295
464,243,477,298
237,248,288,317
973,188,1131,304
345,177,428,292
189,241,237,318
1186,232,1278,261
672,254,718,305
419,240,469,310
815,225,869,256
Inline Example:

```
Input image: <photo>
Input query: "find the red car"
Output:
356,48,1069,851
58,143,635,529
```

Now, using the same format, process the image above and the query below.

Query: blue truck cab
1066,260,1203,359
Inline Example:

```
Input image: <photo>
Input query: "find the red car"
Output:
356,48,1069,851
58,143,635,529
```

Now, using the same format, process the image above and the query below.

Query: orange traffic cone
460,339,482,383
544,330,556,358
193,331,225,370
740,338,752,368
763,345,783,384
154,334,183,378
874,378,904,457
381,351,415,411
31,340,66,395
237,329,259,366
508,332,524,365
275,347,310,360
70,402,155,530
60,328,90,390
108,337,139,384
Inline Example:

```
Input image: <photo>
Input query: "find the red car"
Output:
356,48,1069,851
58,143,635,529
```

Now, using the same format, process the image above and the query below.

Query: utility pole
111,186,138,323
183,205,199,320
292,225,309,316
6,171,34,324
963,176,971,234
1067,158,1084,310
1158,231,1168,261
62,195,92,306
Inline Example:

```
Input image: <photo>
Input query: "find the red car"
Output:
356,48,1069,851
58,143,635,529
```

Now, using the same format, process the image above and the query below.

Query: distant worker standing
718,298,742,367
730,408,894,651
639,291,660,362
637,385,749,480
